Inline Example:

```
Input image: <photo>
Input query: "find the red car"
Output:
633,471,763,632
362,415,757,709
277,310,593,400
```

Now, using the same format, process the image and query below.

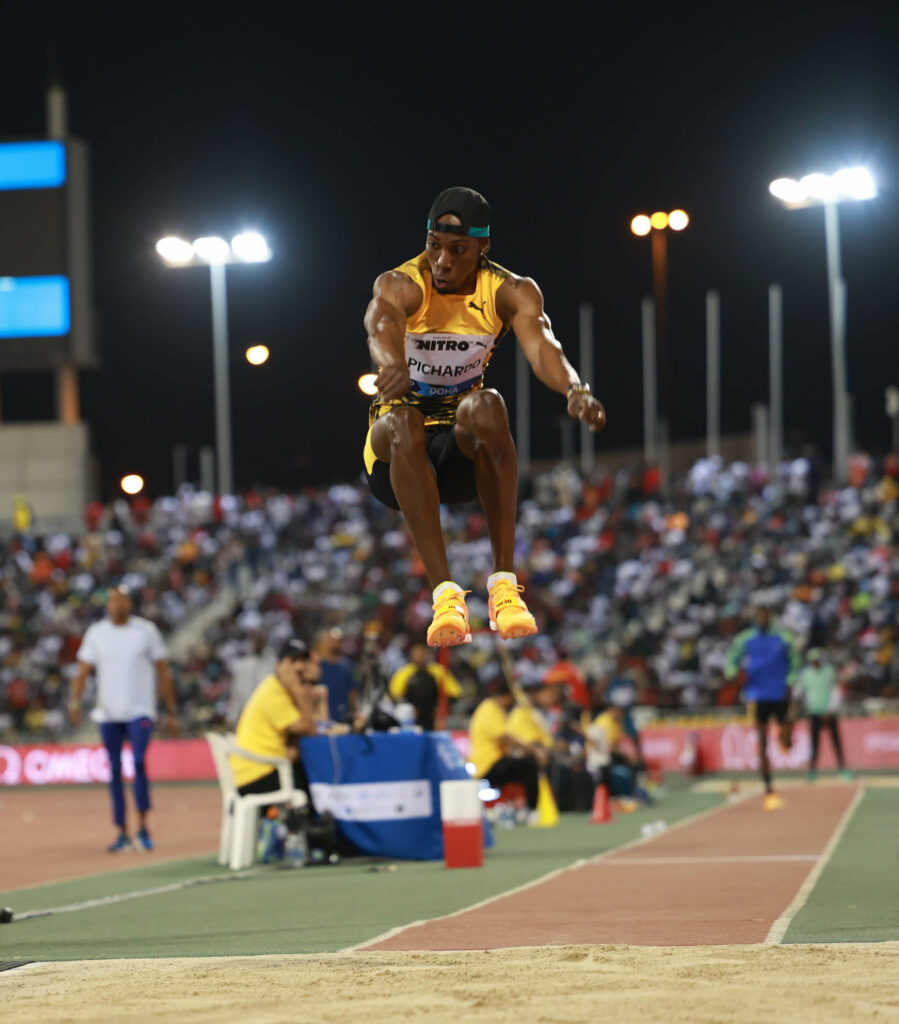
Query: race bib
405,332,495,398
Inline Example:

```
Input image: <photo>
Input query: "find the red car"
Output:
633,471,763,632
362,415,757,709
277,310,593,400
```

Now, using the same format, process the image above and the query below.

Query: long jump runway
364,784,861,951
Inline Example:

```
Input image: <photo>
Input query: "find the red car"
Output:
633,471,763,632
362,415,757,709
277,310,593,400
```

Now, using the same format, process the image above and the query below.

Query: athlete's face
425,214,489,293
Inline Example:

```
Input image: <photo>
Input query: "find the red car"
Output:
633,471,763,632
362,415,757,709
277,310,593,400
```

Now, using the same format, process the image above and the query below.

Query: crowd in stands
2,448,899,741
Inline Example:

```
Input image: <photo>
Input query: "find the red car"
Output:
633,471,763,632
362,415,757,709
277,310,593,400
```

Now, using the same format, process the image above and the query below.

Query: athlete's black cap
427,187,490,238
278,639,310,662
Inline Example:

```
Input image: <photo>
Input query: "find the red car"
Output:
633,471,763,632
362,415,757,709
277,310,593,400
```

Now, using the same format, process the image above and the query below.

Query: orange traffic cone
591,783,612,824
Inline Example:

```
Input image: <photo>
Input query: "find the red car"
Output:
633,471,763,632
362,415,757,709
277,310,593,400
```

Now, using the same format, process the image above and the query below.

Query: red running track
366,785,858,950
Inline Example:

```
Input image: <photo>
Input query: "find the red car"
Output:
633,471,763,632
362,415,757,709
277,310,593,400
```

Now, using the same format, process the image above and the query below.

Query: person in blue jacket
725,606,800,810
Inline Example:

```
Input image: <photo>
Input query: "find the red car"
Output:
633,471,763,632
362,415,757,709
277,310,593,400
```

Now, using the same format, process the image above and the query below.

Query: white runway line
602,855,820,866
7,867,268,923
764,784,866,945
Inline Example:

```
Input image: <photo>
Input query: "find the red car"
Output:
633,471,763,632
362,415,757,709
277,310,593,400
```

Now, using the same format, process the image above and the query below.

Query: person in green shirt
794,649,851,781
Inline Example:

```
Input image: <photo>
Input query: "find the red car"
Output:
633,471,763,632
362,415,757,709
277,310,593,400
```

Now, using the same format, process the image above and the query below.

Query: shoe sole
427,627,472,648
489,618,538,640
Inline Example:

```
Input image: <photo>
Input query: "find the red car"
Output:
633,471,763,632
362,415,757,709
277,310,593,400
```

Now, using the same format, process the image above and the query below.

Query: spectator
794,648,852,781
68,585,177,853
604,653,644,764
388,642,462,731
314,627,358,725
225,631,276,727
468,677,540,820
585,704,650,805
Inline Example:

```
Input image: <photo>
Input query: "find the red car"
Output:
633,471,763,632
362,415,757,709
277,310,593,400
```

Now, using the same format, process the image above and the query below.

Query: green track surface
783,787,899,944
0,789,717,962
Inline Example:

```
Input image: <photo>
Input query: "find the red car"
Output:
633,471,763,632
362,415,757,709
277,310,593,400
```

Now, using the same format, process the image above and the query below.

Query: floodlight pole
209,262,234,496
768,284,783,468
641,296,658,465
705,290,720,458
823,202,849,484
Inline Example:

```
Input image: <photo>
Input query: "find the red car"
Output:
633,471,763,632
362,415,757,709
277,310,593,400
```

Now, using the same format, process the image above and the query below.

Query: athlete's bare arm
364,272,423,401
499,276,606,432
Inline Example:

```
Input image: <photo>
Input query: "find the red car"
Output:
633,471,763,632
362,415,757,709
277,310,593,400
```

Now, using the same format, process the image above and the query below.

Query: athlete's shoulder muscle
372,269,422,317
496,271,544,322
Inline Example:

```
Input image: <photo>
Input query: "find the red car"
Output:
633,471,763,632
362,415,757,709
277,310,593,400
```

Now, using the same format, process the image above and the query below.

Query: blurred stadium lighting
768,166,877,209
245,344,270,365
156,228,274,495
768,165,877,484
120,473,144,495
192,236,231,264
155,236,194,264
630,207,689,480
668,209,689,231
231,231,271,263
357,372,378,396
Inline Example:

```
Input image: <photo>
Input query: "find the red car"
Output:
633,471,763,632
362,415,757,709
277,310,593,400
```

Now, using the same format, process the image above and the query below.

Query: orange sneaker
763,792,785,812
426,586,471,648
488,579,538,640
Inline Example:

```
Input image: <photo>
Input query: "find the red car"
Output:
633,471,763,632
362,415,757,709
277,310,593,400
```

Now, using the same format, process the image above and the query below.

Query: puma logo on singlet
468,300,485,314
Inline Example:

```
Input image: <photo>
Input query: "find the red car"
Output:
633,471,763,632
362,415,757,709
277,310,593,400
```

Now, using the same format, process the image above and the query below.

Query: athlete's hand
567,392,607,433
375,364,412,401
68,704,82,728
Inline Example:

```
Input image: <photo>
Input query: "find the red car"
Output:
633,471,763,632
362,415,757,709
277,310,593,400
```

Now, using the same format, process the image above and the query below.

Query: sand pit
4,942,897,1024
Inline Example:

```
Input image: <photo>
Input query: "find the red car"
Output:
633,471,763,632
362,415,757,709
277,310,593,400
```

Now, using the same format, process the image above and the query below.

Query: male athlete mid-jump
363,186,606,647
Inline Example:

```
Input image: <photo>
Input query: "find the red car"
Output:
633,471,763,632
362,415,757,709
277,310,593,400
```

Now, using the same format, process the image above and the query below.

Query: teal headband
427,219,490,238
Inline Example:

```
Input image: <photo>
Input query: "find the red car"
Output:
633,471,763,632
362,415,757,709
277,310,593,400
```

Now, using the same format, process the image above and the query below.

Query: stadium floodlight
192,236,231,264
231,232,271,263
358,372,379,396
768,165,877,484
156,228,274,495
121,473,144,495
155,236,194,264
833,166,877,201
246,344,270,365
768,166,877,210
668,209,689,231
629,207,690,472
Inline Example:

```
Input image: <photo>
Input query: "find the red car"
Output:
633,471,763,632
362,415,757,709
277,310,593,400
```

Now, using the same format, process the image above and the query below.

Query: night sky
2,4,898,499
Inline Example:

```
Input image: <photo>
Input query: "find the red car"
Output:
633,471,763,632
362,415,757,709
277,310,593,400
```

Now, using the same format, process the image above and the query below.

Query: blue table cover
299,731,494,860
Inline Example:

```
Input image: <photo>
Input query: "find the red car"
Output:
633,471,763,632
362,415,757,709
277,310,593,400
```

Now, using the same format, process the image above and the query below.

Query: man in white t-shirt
69,586,178,852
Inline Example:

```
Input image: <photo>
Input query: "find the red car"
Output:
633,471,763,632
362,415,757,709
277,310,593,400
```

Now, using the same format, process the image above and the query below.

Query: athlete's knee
456,389,511,441
380,406,427,457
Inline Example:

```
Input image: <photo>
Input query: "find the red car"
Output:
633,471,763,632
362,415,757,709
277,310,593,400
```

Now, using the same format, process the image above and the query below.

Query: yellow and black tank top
369,251,511,429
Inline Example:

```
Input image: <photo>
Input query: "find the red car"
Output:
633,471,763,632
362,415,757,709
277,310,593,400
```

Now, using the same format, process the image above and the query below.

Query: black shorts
754,700,789,727
367,424,478,510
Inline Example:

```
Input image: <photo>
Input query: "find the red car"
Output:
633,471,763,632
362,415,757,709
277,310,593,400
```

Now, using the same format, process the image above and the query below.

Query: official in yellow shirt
230,640,321,795
468,679,539,811
507,681,556,751
388,643,463,730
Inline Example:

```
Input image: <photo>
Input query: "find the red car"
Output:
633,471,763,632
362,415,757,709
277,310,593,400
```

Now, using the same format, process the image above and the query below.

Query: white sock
487,571,518,589
433,580,463,601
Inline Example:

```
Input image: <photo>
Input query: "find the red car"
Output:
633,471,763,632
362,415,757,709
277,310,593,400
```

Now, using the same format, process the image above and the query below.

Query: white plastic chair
205,731,306,870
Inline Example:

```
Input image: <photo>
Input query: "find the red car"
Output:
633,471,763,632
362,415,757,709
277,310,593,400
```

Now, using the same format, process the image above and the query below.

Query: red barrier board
1,717,896,786
637,717,899,773
0,739,216,787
